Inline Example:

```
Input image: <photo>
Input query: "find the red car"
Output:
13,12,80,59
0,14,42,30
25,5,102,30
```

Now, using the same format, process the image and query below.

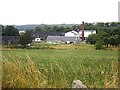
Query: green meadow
2,44,118,88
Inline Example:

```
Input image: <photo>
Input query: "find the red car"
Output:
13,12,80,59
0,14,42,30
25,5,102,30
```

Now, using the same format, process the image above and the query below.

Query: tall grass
0,44,2,89
2,44,118,88
2,56,47,88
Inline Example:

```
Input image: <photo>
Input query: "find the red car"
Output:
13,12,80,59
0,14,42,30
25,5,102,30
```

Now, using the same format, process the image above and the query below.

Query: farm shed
34,38,41,42
47,36,77,44
19,30,25,34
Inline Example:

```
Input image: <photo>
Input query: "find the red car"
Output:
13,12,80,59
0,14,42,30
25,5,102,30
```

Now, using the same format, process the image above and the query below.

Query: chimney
82,21,84,42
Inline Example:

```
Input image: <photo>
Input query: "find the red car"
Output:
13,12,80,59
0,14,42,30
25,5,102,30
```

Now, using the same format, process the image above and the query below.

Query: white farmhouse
65,31,79,37
65,30,96,40
65,30,81,43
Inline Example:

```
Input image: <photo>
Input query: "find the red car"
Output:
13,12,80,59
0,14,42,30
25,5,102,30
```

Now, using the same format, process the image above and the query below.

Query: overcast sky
0,0,119,25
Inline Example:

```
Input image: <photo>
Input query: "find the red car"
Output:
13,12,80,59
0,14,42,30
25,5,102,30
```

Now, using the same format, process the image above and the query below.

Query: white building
19,30,25,34
79,30,96,39
65,30,96,40
46,30,96,44
65,31,79,37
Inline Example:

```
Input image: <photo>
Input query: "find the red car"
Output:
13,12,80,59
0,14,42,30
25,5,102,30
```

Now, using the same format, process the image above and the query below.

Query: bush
95,41,103,50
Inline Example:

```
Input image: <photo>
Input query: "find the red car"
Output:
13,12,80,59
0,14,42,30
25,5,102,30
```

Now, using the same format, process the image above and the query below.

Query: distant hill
14,24,76,31
14,25,39,31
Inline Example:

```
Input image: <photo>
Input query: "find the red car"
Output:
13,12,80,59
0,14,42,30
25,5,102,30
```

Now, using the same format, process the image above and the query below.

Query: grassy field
2,44,118,88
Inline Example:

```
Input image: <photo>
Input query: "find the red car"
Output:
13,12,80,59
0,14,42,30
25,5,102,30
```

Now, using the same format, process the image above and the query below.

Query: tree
34,26,42,32
110,27,120,36
87,31,110,49
109,35,120,47
0,25,4,36
104,22,110,27
97,31,110,47
18,30,32,48
110,22,117,27
95,41,103,50
96,22,105,27
64,26,71,32
2,26,19,36
109,35,115,46
102,36,109,47
114,35,120,47
108,27,120,47
86,34,97,45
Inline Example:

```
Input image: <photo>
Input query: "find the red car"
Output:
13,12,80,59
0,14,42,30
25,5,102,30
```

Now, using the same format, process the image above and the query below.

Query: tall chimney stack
82,21,84,42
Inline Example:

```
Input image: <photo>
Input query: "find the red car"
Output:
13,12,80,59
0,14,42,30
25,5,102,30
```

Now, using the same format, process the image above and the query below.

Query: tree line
86,26,120,49
33,22,119,32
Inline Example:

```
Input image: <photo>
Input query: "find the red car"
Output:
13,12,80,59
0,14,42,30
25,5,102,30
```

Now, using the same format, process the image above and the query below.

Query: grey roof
47,36,76,42
1,36,19,44
33,31,65,36
33,31,65,40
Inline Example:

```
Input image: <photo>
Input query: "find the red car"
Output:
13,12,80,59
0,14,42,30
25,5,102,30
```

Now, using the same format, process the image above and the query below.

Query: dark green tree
109,35,115,46
95,41,103,50
2,26,19,36
110,27,120,35
114,35,120,47
109,35,120,47
96,22,105,27
18,30,32,48
104,22,110,27
34,26,43,32
110,22,117,27
97,31,110,47
86,34,97,45
0,25,4,36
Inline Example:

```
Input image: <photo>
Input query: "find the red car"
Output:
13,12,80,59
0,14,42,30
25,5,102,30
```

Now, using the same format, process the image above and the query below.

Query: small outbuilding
34,38,41,42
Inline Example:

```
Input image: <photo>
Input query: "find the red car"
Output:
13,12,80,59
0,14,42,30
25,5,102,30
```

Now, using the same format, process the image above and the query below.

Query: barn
47,36,77,44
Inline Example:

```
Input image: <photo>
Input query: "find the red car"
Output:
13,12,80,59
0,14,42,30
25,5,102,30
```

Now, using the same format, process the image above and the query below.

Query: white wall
65,30,96,38
78,30,96,37
35,38,41,42
65,31,78,37
65,32,75,37
19,30,25,33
